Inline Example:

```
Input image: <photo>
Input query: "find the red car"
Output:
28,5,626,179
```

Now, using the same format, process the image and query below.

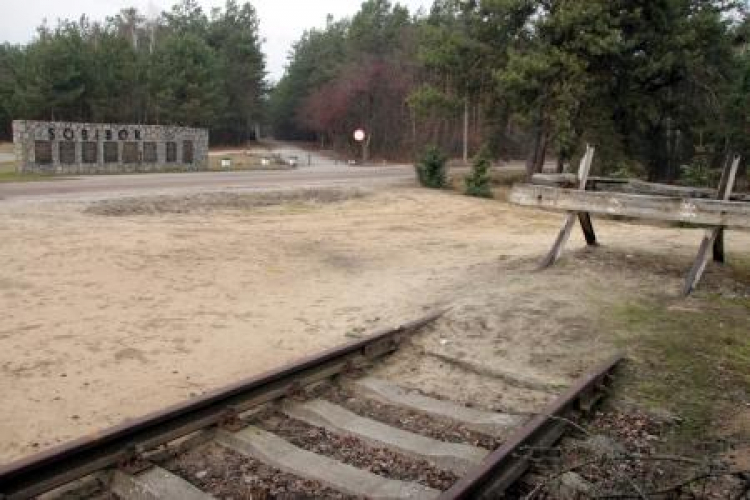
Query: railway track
0,310,622,500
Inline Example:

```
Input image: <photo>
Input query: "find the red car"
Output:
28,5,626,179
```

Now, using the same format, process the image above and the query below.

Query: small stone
581,434,627,458
551,472,593,499
195,470,208,479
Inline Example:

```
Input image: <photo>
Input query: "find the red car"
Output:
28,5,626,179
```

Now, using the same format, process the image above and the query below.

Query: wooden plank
215,428,437,500
683,229,720,296
713,227,726,263
110,467,215,500
538,147,595,268
683,155,740,294
600,180,717,199
283,399,488,475
531,174,627,189
576,146,594,190
530,173,578,188
509,185,750,229
712,155,741,263
532,175,750,202
578,212,598,246
539,213,578,269
576,146,598,246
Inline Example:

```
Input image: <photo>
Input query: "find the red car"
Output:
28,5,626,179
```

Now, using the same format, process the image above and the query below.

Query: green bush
609,159,647,180
464,146,493,198
679,157,720,187
415,145,448,189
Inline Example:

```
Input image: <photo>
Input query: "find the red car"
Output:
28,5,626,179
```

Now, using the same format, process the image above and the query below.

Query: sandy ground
1,186,749,465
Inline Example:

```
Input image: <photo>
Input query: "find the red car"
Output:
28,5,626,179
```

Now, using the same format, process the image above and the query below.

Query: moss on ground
606,292,750,445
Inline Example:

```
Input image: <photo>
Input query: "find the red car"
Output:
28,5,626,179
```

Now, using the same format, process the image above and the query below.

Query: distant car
287,155,298,167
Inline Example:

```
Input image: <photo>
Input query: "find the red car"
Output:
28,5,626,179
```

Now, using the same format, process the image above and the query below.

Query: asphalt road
0,144,415,202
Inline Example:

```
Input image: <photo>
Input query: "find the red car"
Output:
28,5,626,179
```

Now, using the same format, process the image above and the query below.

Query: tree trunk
525,114,549,179
463,98,469,165
646,125,669,182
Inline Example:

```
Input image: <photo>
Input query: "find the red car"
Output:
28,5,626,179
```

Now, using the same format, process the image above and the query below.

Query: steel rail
439,353,624,500
0,310,445,500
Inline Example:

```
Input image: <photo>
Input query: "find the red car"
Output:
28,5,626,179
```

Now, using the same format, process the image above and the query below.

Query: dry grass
0,161,75,184
84,188,367,216
447,166,527,201
0,160,71,183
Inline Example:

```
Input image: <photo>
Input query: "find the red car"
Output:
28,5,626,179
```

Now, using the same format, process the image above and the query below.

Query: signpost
354,128,366,164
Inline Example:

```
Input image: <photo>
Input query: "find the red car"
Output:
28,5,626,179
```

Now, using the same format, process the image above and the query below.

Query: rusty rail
0,310,445,500
440,354,623,500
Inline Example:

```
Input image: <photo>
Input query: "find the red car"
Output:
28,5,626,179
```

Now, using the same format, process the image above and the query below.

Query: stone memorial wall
12,121,209,174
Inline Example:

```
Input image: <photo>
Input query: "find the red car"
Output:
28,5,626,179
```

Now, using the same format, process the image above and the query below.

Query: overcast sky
0,0,433,80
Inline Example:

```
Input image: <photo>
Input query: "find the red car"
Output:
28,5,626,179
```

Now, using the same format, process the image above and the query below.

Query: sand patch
1,187,749,464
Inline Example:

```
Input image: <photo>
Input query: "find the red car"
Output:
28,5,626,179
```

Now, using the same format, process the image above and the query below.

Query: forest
271,0,750,181
1,0,749,181
0,0,265,144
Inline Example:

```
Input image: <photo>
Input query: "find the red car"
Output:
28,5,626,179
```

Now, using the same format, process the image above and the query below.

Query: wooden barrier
510,154,747,295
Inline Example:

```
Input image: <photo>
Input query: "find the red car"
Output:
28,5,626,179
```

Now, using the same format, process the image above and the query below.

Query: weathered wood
540,210,577,270
619,180,750,202
713,227,726,263
575,146,598,247
717,155,740,200
531,174,627,189
578,212,598,246
576,147,594,190
510,185,750,229
530,174,750,202
683,229,720,296
711,155,741,263
608,180,716,199
531,173,578,188
538,146,596,268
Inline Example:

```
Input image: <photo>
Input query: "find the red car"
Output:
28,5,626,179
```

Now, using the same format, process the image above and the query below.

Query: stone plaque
104,142,119,163
59,142,76,164
82,141,98,163
166,142,177,163
143,142,157,163
123,142,139,164
182,141,194,164
34,140,52,164
15,121,208,174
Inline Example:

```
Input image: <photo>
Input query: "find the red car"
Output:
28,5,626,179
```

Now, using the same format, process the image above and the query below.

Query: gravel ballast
255,411,460,491
164,442,357,499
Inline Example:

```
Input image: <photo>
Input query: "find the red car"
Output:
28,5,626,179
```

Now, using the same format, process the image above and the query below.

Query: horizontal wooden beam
530,174,750,202
510,184,750,229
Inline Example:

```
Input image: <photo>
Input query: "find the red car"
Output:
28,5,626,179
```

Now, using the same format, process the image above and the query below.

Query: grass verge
0,162,73,183
607,292,750,447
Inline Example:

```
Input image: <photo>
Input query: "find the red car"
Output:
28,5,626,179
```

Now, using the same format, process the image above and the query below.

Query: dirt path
0,187,749,464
